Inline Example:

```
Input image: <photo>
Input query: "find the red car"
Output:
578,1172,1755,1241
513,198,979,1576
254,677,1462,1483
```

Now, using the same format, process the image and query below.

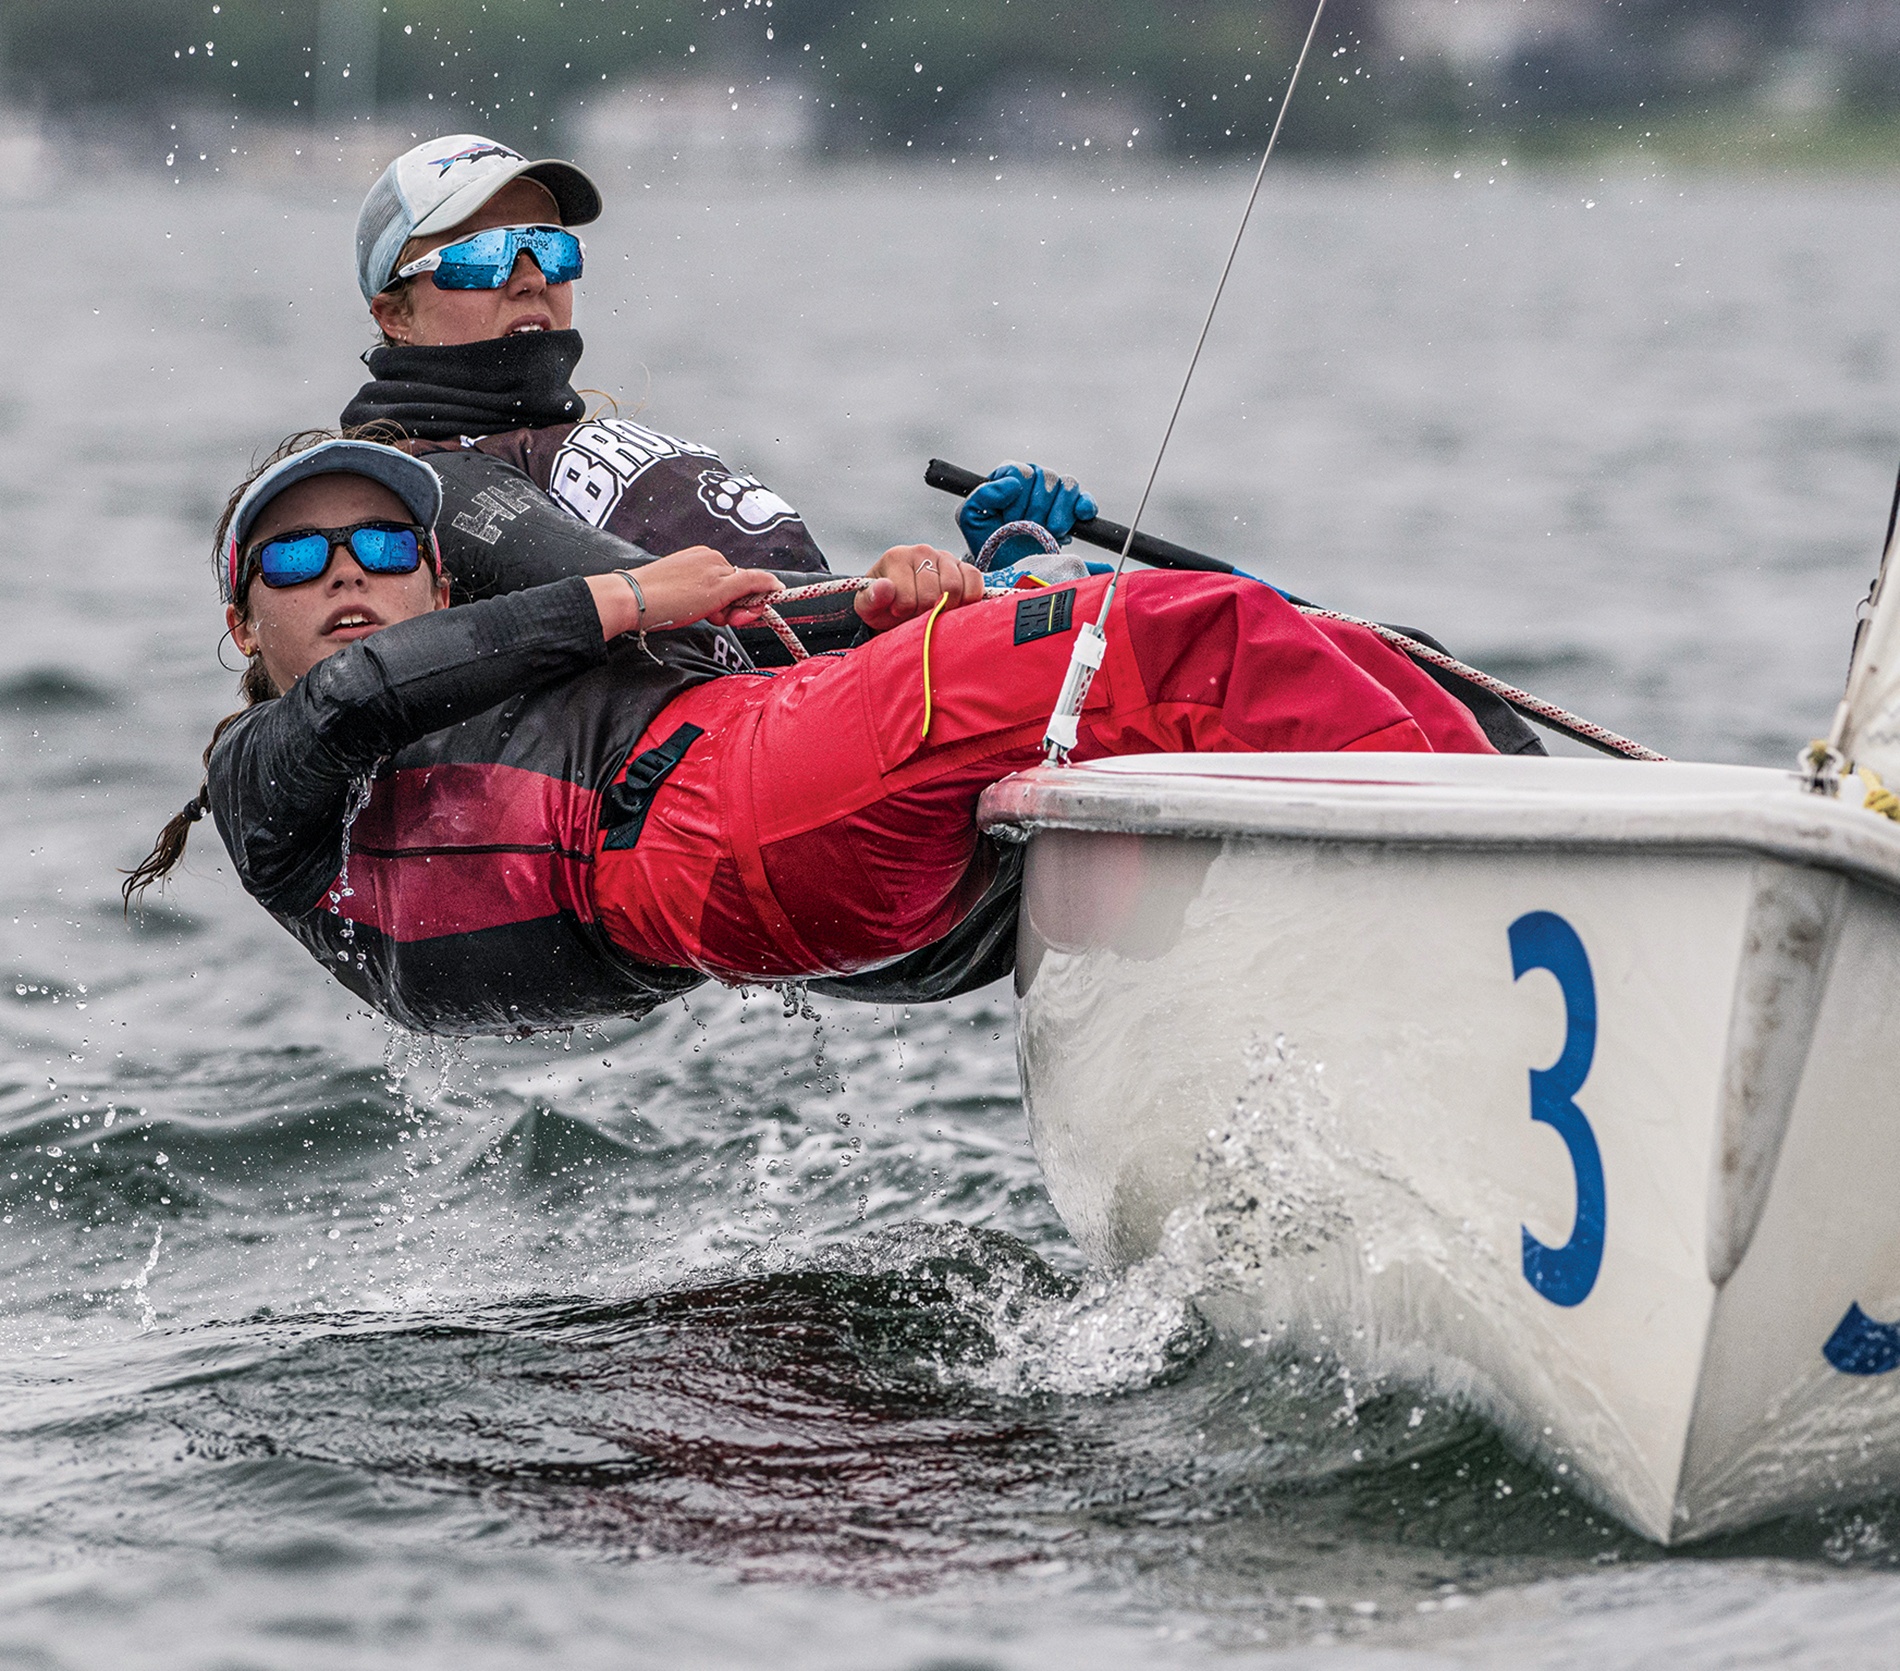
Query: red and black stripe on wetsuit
204,443,917,1037
206,573,725,1034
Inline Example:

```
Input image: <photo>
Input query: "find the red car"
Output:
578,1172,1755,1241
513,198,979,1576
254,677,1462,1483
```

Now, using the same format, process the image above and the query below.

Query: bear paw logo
697,469,798,535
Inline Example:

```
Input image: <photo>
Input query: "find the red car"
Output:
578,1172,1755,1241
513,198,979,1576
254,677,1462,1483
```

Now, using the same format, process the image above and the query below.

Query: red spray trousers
591,570,1493,981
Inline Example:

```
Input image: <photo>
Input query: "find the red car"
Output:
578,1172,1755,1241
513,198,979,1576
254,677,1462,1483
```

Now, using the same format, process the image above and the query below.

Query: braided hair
122,428,396,909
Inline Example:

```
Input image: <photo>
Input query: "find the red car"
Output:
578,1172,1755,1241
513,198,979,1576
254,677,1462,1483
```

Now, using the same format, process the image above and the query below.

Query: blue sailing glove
957,461,1099,568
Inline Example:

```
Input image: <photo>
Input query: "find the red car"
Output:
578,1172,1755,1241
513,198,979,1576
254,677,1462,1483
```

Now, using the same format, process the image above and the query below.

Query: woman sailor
127,437,1494,1036
339,131,1095,651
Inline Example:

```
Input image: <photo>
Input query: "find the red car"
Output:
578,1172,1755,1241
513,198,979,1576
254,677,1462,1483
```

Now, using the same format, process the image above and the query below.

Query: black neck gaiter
339,329,587,439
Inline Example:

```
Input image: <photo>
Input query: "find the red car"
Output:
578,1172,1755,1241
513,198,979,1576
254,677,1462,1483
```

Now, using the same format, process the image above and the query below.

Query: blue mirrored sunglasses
245,521,428,590
391,224,585,291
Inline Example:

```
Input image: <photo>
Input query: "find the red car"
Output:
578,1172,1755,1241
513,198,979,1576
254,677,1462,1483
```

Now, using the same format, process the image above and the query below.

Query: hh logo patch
1013,588,1075,645
449,479,541,546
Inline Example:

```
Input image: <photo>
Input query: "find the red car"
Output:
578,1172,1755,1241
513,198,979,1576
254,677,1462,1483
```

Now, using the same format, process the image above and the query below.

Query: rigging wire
1807,449,1900,789
1042,0,1333,759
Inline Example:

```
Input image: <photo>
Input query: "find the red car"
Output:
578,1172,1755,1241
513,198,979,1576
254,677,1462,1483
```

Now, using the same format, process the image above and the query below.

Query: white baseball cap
355,133,603,302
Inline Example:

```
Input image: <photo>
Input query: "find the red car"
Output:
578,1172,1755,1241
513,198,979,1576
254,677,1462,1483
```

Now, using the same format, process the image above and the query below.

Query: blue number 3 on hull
1510,911,1606,1308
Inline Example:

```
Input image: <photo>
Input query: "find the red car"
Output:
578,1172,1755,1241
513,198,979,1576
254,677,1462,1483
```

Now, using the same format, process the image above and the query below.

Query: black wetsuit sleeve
428,449,661,603
208,577,608,915
427,447,868,662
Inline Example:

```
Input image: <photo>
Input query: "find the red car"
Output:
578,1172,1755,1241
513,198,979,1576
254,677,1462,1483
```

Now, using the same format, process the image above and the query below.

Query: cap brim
231,440,444,556
409,157,603,240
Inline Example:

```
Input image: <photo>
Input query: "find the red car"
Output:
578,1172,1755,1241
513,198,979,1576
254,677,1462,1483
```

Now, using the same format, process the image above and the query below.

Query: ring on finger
918,559,937,572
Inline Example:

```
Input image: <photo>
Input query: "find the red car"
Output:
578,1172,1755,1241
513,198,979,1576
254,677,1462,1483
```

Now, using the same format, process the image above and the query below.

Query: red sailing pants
591,571,1493,981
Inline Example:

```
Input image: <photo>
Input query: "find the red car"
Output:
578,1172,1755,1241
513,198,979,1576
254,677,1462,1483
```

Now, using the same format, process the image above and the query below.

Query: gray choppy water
5,157,1900,1667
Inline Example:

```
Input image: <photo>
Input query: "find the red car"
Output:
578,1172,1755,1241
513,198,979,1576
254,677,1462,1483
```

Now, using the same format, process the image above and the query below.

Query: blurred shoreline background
6,0,1900,197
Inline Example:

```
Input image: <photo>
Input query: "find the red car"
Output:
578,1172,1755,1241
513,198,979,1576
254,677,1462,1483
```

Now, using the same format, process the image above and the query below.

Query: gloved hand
956,461,1098,568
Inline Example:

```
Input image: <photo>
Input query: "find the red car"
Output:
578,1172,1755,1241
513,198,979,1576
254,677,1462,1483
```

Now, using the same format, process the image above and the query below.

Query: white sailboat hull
980,754,1900,1543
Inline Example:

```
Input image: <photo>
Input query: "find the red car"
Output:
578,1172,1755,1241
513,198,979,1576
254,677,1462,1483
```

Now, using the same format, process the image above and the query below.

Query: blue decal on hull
1824,1303,1900,1376
1509,911,1605,1308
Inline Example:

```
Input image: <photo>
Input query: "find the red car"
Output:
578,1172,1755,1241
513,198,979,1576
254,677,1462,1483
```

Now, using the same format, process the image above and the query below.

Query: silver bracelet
616,569,665,663
617,568,647,624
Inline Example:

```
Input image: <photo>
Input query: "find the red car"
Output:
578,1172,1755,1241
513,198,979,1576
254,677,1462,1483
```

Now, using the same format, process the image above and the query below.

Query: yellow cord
919,592,951,743
1859,766,1900,821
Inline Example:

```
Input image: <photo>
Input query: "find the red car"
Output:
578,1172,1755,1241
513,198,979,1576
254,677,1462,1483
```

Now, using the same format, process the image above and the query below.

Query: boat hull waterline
979,753,1900,1544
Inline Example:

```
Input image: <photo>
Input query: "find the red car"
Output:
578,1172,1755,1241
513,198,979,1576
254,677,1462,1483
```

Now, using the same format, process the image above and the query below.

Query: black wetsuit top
341,328,865,662
342,329,831,576
207,576,723,1034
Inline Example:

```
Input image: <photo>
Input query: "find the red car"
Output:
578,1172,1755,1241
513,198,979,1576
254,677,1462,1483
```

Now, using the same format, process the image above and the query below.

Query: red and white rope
1296,604,1667,762
736,574,1661,761
743,575,874,663
770,577,877,604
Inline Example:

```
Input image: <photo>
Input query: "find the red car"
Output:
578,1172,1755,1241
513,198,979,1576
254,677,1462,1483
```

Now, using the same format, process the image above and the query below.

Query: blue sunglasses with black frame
241,521,433,591
390,224,585,292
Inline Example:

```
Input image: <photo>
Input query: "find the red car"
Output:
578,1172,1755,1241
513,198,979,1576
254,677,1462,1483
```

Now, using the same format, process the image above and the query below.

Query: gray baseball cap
355,133,603,302
224,439,444,602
